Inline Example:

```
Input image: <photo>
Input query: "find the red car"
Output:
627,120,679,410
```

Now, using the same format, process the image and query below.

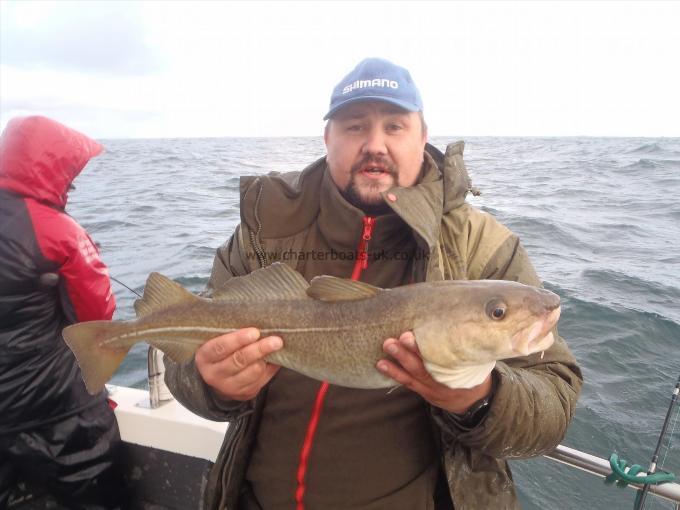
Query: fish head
416,280,561,367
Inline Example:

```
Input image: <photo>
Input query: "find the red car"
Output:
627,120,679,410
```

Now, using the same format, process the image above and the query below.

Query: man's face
324,101,428,213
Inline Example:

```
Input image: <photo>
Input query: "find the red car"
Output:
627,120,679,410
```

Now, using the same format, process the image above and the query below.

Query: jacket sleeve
29,203,115,322
164,224,258,421
432,235,583,458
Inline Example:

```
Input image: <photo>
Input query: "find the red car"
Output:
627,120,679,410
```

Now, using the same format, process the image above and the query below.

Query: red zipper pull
352,216,375,279
360,216,375,269
362,216,375,241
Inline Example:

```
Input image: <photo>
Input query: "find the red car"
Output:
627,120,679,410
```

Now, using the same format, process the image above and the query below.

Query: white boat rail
544,444,680,507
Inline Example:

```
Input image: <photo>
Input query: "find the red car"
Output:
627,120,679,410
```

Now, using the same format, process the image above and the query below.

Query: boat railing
146,346,173,408
544,444,679,508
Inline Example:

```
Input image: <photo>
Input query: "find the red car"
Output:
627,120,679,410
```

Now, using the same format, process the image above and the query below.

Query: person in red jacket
0,116,125,509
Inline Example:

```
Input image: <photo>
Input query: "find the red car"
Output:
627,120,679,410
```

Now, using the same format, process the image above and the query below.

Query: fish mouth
511,306,561,356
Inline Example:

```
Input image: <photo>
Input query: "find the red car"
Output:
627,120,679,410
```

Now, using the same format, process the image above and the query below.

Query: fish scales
132,294,418,388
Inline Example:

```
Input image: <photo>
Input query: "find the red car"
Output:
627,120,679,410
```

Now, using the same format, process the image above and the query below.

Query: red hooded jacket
0,116,115,431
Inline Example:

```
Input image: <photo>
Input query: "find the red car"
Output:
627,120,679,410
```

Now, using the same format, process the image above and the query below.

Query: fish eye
486,299,507,320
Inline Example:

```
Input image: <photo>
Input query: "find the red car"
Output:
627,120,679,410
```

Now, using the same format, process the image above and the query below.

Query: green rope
606,453,676,487
605,453,676,508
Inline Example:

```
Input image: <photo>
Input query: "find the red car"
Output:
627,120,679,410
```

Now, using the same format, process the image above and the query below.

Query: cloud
1,1,678,137
0,101,165,140
0,1,162,75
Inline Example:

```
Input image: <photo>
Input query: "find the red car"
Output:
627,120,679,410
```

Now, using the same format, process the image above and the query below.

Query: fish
62,262,560,395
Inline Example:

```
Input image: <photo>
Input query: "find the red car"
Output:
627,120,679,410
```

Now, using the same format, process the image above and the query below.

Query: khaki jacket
165,142,582,510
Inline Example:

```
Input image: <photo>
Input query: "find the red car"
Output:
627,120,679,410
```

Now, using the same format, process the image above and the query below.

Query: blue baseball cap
323,58,423,120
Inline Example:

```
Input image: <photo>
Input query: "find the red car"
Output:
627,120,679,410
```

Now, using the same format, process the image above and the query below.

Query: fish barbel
63,263,560,395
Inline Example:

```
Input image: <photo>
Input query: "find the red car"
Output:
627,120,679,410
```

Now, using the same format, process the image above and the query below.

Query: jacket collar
317,167,414,252
240,141,474,254
383,141,475,252
381,149,443,252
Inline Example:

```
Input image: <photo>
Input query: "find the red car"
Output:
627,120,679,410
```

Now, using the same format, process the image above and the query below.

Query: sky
1,0,679,139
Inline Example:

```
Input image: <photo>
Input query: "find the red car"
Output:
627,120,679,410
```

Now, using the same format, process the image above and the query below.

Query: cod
63,263,560,395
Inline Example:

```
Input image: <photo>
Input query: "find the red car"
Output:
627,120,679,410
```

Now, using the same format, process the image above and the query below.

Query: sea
68,136,680,509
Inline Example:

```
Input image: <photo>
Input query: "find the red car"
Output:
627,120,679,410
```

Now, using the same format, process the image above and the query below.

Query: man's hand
195,327,283,401
376,331,492,414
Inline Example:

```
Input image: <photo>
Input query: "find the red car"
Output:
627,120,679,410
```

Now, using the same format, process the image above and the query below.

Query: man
166,58,582,510
0,116,125,509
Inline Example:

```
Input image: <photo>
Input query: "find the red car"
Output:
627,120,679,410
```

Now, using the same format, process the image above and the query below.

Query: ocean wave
213,176,241,191
576,269,680,324
173,275,210,288
628,142,665,154
624,158,680,170
234,159,265,169
654,159,680,168
503,215,589,251
588,221,647,237
86,219,138,230
551,276,679,329
130,204,156,213
144,155,183,164
622,158,662,170
582,268,680,298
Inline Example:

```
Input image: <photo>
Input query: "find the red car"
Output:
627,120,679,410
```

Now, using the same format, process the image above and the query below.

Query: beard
340,155,397,216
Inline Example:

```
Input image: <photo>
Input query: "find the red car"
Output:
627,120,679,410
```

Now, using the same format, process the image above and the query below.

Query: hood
0,116,103,208
424,141,477,213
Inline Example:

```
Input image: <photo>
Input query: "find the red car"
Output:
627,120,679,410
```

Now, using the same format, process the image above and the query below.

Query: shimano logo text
342,79,399,94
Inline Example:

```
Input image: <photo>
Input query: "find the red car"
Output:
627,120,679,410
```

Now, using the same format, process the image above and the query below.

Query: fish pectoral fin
135,273,202,318
423,361,496,390
307,276,382,302
212,262,310,301
156,341,199,364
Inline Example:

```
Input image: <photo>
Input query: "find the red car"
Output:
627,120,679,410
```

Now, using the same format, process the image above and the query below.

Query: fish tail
62,321,132,395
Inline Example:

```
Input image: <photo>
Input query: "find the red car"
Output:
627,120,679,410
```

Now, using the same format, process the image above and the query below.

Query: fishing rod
635,374,680,510
92,238,144,298
110,275,142,298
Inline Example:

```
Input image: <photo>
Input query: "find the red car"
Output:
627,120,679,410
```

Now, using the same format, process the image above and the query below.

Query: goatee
340,155,396,215
340,184,393,216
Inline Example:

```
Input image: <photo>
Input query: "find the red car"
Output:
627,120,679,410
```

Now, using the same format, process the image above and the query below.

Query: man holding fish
66,58,582,509
163,58,582,510
166,58,582,510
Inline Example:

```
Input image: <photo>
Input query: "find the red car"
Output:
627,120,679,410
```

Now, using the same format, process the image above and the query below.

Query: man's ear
324,121,330,146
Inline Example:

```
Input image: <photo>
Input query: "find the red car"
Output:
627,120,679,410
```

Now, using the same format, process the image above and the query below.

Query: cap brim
323,96,420,120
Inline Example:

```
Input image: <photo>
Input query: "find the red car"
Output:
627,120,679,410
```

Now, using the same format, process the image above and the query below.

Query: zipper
246,178,269,268
294,215,376,509
351,216,376,280
295,381,330,510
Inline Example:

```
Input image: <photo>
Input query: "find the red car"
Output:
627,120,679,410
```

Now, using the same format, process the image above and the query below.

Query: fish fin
62,321,132,395
151,339,200,364
212,262,309,301
135,273,201,318
423,360,496,389
307,276,381,302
